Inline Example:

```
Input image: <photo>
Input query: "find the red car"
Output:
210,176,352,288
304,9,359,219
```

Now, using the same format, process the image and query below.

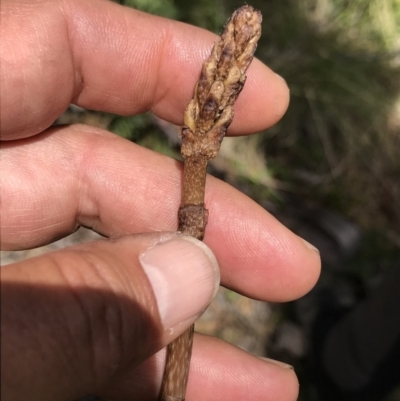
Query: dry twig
159,6,262,401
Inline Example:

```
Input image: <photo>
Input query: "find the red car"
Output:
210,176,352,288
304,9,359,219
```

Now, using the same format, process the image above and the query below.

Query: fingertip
188,335,300,401
272,71,291,119
230,59,290,134
294,235,321,297
258,358,299,401
269,233,321,302
204,184,321,302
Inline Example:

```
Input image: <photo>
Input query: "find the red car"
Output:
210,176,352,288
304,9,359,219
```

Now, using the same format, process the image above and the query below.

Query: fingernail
300,237,320,255
139,237,220,329
259,357,294,370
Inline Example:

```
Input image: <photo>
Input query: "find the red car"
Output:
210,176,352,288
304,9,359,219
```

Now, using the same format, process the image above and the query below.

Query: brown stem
159,6,262,401
182,157,207,206
159,325,194,401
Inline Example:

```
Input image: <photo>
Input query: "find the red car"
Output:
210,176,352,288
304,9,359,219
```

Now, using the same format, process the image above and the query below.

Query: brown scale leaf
182,5,262,161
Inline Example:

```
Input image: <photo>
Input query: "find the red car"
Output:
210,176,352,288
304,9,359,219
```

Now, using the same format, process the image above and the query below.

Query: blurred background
2,0,399,400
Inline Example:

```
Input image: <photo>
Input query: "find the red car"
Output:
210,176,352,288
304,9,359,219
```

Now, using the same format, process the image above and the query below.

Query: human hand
0,1,321,401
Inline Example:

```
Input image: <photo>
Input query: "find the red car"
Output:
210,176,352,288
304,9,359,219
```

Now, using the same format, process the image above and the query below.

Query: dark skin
1,1,321,400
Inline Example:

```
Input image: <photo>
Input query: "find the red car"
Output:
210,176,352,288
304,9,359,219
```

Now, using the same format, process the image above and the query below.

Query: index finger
0,0,289,140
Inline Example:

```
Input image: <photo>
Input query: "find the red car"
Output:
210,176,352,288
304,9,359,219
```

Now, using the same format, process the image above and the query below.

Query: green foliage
116,0,177,18
325,0,400,51
173,0,228,33
117,0,229,31
249,0,400,233
109,113,180,158
109,113,150,141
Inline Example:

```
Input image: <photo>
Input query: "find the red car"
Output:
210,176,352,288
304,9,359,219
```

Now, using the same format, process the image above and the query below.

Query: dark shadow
1,279,162,401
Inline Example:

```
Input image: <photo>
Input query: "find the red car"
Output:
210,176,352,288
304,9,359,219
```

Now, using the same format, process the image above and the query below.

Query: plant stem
159,6,262,401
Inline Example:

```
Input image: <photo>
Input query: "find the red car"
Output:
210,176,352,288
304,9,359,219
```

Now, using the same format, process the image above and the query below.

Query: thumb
1,232,220,401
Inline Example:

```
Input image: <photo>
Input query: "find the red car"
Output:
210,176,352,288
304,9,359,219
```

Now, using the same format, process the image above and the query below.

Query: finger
1,126,320,301
101,334,299,401
1,233,219,401
0,0,289,140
